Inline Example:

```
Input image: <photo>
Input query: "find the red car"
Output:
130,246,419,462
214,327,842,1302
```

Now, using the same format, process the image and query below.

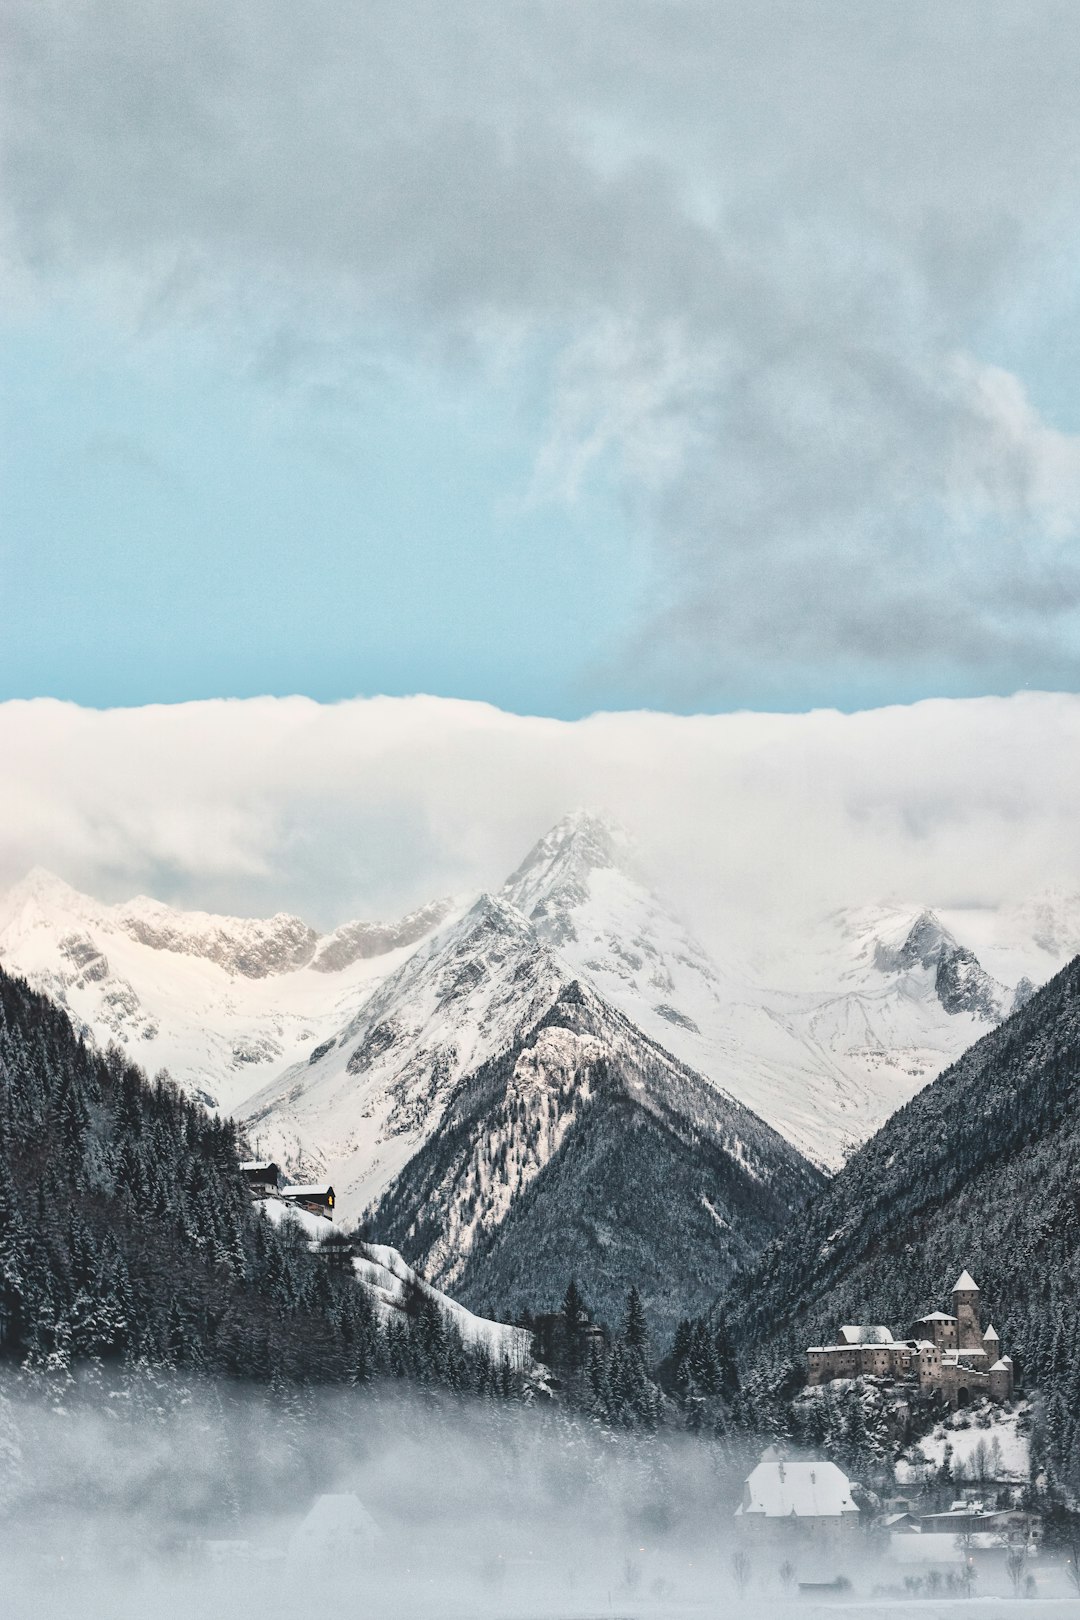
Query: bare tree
954,1528,977,1598
1005,1543,1027,1597
731,1549,752,1596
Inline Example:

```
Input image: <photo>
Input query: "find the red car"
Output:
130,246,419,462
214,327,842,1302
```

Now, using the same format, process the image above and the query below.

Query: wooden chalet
279,1183,336,1219
239,1159,281,1195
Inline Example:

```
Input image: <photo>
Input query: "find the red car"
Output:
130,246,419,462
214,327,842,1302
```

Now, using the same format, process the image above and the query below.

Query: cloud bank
5,2,1080,700
2,693,1079,955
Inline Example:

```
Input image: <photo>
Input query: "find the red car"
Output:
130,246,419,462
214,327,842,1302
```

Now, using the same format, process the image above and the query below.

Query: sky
5,2,1080,717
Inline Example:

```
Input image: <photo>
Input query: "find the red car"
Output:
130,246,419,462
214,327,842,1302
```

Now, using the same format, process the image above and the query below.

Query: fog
0,1367,751,1619
0,1368,1070,1620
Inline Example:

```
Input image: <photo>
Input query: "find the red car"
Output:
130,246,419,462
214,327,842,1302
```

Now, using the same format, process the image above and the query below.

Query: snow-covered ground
259,1197,532,1367
896,1402,1031,1486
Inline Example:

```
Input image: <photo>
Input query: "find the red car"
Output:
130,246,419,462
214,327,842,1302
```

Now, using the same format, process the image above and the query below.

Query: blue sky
4,2,1080,718
1,307,648,716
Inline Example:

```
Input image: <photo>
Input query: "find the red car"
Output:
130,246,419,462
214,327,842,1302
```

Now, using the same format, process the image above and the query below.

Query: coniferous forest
0,968,516,1395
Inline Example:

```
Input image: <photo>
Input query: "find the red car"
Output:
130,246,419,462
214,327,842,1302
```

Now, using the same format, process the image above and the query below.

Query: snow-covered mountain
238,878,821,1328
367,973,822,1332
1,815,1073,1190
496,813,1044,1167
0,868,455,1114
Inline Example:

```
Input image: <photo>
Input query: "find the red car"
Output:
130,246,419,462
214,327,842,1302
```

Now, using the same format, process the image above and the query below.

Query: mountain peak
873,907,957,974
6,866,86,904
500,809,636,944
0,867,104,935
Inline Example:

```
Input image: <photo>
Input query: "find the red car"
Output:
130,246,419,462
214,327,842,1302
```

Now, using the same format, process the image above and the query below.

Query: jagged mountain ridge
367,975,822,1333
0,868,457,1114
0,815,1071,1175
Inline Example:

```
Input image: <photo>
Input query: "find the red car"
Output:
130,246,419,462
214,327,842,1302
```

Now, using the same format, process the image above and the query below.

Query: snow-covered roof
280,1183,333,1198
239,1159,277,1172
288,1494,382,1563
915,1339,938,1351
736,1459,859,1519
990,1358,1010,1373
917,1311,956,1322
982,1324,1000,1341
839,1325,894,1345
952,1269,979,1293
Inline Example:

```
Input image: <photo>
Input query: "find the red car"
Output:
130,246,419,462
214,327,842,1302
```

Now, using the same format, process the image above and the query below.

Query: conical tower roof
952,1269,979,1293
983,1323,1000,1342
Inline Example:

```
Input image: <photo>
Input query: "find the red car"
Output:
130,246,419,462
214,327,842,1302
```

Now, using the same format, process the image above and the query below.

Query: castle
807,1270,1014,1407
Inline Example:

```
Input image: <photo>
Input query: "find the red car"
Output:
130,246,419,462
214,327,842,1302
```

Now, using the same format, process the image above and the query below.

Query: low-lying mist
0,1366,1064,1619
0,1364,756,1619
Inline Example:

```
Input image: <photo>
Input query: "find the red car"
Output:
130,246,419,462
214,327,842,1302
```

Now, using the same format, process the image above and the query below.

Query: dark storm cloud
4,0,1080,693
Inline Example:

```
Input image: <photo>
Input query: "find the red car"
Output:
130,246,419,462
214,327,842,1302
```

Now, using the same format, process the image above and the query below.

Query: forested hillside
370,981,822,1334
724,954,1080,1492
0,969,519,1396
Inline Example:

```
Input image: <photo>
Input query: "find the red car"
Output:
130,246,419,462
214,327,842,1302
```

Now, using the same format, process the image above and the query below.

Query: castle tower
952,1269,982,1352
982,1323,1000,1360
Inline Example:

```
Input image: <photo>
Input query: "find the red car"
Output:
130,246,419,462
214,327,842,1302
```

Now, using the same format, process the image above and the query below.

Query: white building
735,1454,862,1554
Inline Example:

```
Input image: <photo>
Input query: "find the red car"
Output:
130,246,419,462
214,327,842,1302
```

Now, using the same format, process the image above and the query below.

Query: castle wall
807,1272,1011,1407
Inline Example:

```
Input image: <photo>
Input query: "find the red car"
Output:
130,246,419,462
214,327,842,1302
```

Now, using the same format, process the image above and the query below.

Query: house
881,1511,921,1534
287,1493,381,1565
239,1159,281,1195
734,1454,861,1553
279,1182,335,1219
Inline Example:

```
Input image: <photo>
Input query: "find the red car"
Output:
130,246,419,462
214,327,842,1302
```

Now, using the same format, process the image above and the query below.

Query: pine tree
622,1286,648,1354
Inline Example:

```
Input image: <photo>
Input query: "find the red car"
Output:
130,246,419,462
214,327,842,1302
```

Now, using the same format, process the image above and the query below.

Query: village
727,1269,1062,1598
237,1169,1070,1602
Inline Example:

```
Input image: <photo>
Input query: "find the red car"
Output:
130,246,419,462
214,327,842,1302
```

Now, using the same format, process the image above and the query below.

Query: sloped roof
982,1324,1000,1341
280,1183,334,1198
839,1325,894,1345
737,1459,859,1519
289,1493,381,1561
952,1269,979,1293
917,1311,956,1322
990,1358,1010,1373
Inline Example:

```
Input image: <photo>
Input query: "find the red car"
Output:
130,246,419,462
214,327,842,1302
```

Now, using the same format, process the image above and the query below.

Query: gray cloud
4,2,1080,694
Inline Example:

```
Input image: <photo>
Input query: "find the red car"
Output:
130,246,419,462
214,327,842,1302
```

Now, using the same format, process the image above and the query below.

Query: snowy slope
0,869,455,1115
240,894,575,1211
259,1197,531,1366
368,974,823,1330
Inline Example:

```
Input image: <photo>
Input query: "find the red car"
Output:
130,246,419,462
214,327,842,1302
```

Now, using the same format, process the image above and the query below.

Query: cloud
2,694,1079,959
4,2,1080,695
